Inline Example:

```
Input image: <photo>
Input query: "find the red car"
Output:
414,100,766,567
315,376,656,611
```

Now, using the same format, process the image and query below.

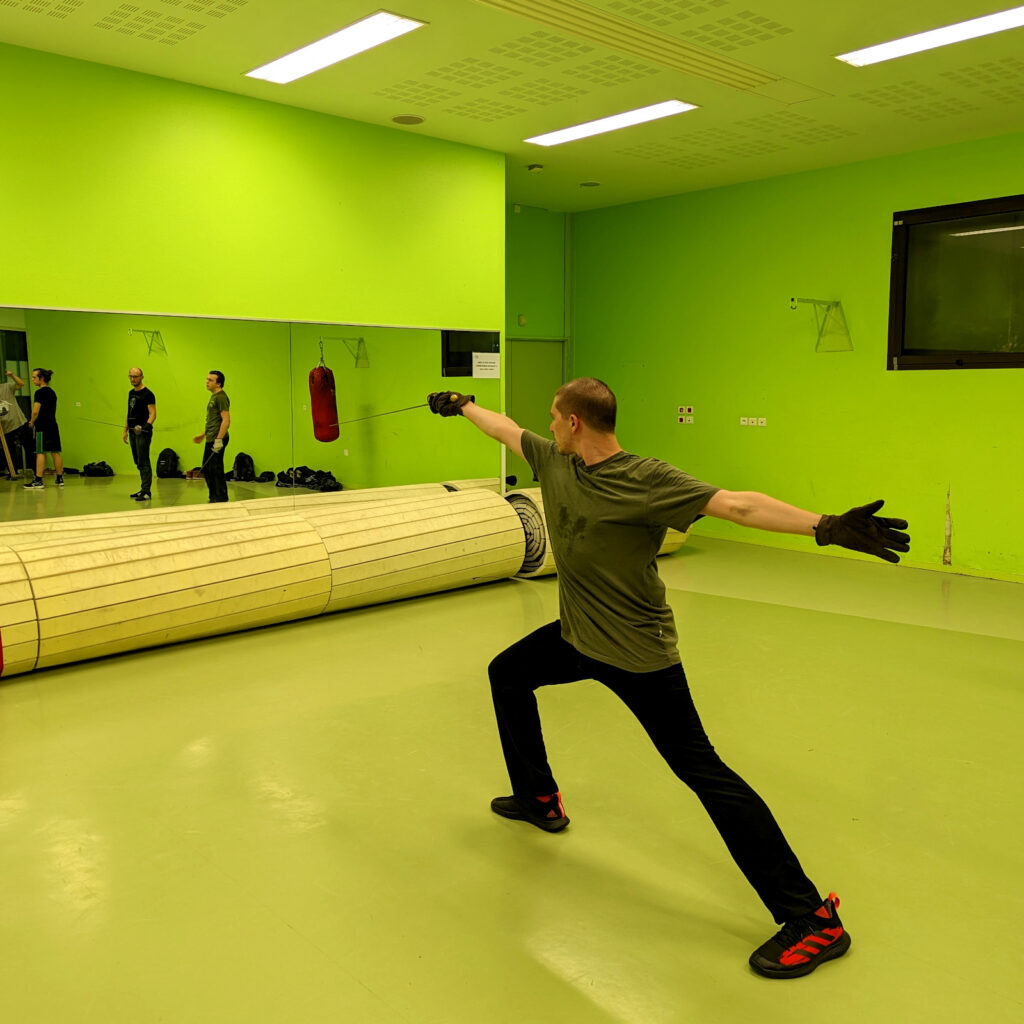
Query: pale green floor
2,478,1023,1023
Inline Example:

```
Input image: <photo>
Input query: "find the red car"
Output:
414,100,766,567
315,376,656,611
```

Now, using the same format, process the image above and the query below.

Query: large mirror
0,306,503,522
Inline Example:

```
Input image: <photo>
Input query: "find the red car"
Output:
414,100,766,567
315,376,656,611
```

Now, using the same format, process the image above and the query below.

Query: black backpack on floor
232,452,255,482
156,448,185,479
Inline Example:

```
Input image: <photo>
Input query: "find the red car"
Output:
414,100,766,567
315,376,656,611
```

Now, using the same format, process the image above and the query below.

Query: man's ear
569,413,581,432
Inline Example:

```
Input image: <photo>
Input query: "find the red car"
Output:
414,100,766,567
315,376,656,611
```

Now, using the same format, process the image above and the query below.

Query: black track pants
488,620,822,923
203,440,229,502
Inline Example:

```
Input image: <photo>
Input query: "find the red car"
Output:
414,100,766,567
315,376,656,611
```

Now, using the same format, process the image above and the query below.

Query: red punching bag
309,357,339,442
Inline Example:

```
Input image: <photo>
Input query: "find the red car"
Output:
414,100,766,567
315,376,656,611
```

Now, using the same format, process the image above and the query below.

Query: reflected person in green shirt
193,370,230,503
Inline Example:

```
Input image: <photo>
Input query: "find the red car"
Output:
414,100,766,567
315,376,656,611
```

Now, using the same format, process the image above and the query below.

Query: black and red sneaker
490,792,569,833
749,893,851,978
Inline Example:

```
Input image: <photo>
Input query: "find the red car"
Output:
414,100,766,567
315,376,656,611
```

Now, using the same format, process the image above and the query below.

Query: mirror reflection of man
0,368,30,479
193,370,230,503
123,367,156,501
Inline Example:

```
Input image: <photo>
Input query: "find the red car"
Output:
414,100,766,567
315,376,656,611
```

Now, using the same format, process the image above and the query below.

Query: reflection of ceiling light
524,100,696,147
950,225,1024,236
247,11,425,84
837,6,1024,67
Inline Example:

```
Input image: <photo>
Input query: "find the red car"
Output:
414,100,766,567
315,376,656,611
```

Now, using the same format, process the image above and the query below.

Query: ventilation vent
444,98,529,122
732,110,855,145
603,0,728,29
682,9,794,51
471,0,779,89
617,140,724,168
499,76,589,104
426,57,522,88
374,80,463,105
562,54,663,85
489,29,594,66
850,82,981,121
939,58,1024,104
159,0,246,13
9,0,84,15
94,5,205,42
616,114,845,166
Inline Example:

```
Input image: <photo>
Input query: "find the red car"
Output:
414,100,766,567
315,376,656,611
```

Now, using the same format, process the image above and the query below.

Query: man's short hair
209,370,225,387
554,377,617,433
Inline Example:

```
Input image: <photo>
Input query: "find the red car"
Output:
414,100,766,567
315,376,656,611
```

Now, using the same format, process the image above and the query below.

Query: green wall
2,41,507,489
572,130,1024,579
0,42,503,331
505,204,566,341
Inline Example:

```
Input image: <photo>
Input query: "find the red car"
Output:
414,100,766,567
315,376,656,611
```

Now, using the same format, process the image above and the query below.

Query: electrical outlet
758,417,766,427
678,405,686,414
686,415,693,424
747,415,757,426
740,417,748,426
685,406,693,414
678,416,686,424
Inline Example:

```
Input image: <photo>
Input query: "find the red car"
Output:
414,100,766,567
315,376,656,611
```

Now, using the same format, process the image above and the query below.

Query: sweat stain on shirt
556,505,587,552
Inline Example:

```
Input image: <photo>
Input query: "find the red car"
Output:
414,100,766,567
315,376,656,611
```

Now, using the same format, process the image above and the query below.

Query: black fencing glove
815,499,910,564
427,391,475,417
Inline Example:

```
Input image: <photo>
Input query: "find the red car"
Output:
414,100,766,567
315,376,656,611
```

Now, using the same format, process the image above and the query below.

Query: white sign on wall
472,352,500,378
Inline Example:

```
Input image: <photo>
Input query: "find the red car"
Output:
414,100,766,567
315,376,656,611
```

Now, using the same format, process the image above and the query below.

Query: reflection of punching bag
309,362,339,442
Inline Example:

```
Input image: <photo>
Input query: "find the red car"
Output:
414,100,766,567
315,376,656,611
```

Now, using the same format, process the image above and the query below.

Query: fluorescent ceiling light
950,224,1024,236
524,100,697,147
836,5,1024,67
247,11,425,84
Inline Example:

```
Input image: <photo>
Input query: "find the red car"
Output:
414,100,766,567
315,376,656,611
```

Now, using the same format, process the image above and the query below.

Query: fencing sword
330,402,428,427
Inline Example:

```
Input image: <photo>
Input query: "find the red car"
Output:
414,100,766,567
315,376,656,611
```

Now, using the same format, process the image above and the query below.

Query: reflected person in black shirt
25,367,63,489
123,367,156,501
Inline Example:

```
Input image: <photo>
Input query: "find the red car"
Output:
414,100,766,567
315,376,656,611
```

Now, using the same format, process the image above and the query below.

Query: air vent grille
374,80,464,106
471,0,779,89
7,0,84,15
562,54,663,86
426,57,523,88
489,29,594,65
94,4,205,42
851,82,981,121
444,97,530,122
605,0,729,28
500,77,589,104
682,9,793,52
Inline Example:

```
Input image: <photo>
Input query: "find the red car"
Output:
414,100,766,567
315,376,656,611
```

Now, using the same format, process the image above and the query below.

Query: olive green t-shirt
521,429,719,672
205,390,229,441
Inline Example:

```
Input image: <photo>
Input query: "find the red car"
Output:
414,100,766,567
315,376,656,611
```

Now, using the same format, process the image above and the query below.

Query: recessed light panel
837,6,1024,67
524,99,697,146
247,11,426,84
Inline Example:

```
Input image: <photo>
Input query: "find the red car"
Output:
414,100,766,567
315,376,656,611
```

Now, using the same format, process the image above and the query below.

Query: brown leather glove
427,391,475,417
815,499,910,563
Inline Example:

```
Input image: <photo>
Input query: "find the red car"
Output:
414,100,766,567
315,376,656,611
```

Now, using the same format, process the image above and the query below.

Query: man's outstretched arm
703,490,910,563
427,391,525,460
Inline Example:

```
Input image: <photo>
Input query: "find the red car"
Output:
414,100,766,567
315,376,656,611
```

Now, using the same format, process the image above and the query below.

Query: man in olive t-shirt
192,370,230,503
427,378,909,980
